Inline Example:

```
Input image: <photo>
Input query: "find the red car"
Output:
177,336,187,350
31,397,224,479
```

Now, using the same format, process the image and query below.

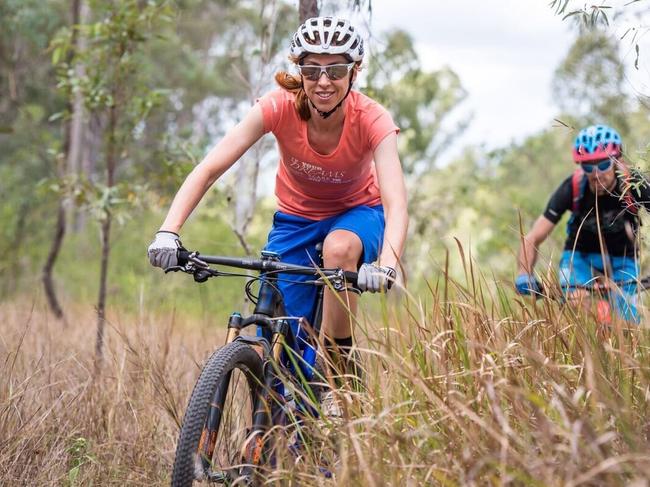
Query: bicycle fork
240,330,285,475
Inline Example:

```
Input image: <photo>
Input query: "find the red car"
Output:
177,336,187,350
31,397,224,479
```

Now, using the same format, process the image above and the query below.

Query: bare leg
320,229,362,339
320,230,363,389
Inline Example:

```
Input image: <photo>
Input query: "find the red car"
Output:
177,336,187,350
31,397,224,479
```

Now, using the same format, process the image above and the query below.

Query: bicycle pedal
206,469,235,483
320,390,343,419
318,465,333,478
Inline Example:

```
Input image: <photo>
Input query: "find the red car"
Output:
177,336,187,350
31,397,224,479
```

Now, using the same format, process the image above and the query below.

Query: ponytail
274,71,311,121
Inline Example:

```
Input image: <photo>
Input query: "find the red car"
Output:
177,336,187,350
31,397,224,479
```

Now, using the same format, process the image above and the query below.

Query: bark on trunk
94,214,112,370
42,203,67,323
299,0,319,22
70,0,90,232
94,97,118,372
42,0,83,322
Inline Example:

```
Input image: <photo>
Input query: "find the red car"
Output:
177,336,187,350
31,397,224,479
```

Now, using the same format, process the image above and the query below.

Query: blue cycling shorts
558,250,640,323
263,205,385,345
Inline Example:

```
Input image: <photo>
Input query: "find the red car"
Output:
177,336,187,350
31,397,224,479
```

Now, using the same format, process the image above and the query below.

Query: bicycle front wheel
171,341,263,486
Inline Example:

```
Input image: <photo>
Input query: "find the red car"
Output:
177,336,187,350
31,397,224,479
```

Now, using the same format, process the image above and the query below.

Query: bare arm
373,132,408,270
159,104,266,233
517,215,556,274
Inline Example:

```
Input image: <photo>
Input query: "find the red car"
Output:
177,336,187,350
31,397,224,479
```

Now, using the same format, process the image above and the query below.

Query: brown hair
274,70,312,121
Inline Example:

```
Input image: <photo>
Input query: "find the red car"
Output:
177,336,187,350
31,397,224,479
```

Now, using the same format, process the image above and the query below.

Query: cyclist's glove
357,263,396,293
147,231,183,270
515,273,541,295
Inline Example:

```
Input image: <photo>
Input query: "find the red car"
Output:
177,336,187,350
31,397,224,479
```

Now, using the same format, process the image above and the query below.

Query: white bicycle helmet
290,17,364,62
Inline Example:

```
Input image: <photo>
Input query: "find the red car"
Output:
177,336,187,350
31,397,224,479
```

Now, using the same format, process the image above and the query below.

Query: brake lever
185,251,210,269
164,266,184,274
315,270,361,294
164,251,210,275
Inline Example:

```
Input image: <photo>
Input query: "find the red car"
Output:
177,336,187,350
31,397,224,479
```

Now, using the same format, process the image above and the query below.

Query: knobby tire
171,341,263,486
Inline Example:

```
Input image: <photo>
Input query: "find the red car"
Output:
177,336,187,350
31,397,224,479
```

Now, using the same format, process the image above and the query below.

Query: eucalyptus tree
42,0,87,324
552,30,630,134
550,0,650,134
362,29,468,273
51,0,175,367
364,30,468,176
218,1,297,253
299,0,318,22
0,0,68,297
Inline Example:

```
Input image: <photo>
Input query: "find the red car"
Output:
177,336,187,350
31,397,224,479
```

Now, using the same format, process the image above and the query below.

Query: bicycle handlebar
561,276,650,292
521,276,650,300
176,249,359,287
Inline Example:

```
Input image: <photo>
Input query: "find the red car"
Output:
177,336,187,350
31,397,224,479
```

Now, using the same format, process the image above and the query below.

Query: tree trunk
232,139,272,254
42,203,68,323
70,0,90,232
299,0,318,22
230,1,279,253
94,213,112,371
42,0,83,322
67,0,85,179
94,98,118,372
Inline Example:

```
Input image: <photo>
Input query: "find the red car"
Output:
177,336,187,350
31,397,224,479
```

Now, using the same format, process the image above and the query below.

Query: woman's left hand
357,263,396,293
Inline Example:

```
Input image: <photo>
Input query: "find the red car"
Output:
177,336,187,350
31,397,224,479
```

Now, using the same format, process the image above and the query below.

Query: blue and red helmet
572,124,622,163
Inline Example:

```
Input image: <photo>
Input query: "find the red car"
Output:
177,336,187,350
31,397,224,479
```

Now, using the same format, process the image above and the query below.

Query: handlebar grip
343,270,359,285
177,249,191,265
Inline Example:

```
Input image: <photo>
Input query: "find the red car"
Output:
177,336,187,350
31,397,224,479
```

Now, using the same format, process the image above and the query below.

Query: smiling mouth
315,92,335,101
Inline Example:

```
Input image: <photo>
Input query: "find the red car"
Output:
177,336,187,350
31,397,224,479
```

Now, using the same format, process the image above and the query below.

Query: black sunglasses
297,63,354,81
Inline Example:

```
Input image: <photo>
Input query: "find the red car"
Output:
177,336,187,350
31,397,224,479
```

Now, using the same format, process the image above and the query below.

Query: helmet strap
304,76,354,119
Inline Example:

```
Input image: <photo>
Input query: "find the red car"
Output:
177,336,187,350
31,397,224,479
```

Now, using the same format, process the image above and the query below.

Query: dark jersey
543,170,650,256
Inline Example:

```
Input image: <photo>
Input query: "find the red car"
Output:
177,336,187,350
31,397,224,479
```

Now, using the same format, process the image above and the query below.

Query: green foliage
2,0,649,325
48,209,270,321
472,128,574,271
65,437,96,487
552,30,629,133
52,0,176,122
550,0,613,28
0,1,68,291
364,29,468,174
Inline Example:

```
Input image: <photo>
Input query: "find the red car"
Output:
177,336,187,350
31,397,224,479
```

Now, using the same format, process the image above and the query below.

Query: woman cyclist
148,17,408,381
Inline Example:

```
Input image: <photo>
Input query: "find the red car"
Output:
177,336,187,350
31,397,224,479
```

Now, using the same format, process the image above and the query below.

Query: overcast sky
340,0,649,162
360,0,574,159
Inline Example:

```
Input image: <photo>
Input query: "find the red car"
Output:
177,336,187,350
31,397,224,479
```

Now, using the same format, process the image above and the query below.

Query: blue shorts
558,250,639,323
263,205,385,345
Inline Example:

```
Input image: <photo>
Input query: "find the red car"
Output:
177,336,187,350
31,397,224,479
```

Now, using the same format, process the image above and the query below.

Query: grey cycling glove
147,231,182,270
357,263,396,293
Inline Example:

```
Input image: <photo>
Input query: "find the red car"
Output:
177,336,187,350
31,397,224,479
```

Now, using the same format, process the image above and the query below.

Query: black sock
333,335,353,358
324,336,363,390
324,335,352,366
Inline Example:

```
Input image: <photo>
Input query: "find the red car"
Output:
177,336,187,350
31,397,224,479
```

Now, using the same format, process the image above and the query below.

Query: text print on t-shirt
288,156,354,184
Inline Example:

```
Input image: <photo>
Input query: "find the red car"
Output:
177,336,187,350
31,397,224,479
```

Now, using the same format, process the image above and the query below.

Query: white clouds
366,0,577,157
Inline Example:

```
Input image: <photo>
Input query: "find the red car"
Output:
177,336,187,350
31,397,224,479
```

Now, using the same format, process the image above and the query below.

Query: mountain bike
558,276,650,326
168,247,359,486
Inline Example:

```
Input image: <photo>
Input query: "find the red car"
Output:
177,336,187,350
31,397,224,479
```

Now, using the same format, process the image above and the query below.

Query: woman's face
300,53,355,115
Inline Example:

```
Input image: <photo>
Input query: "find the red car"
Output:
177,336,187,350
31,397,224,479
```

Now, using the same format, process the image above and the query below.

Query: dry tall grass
0,298,222,486
2,271,650,486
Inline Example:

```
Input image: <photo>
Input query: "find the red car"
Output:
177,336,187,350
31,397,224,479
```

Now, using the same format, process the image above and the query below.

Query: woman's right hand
147,231,183,270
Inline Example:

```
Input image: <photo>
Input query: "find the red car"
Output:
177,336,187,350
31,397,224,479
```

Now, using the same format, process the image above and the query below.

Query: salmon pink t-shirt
257,89,399,220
